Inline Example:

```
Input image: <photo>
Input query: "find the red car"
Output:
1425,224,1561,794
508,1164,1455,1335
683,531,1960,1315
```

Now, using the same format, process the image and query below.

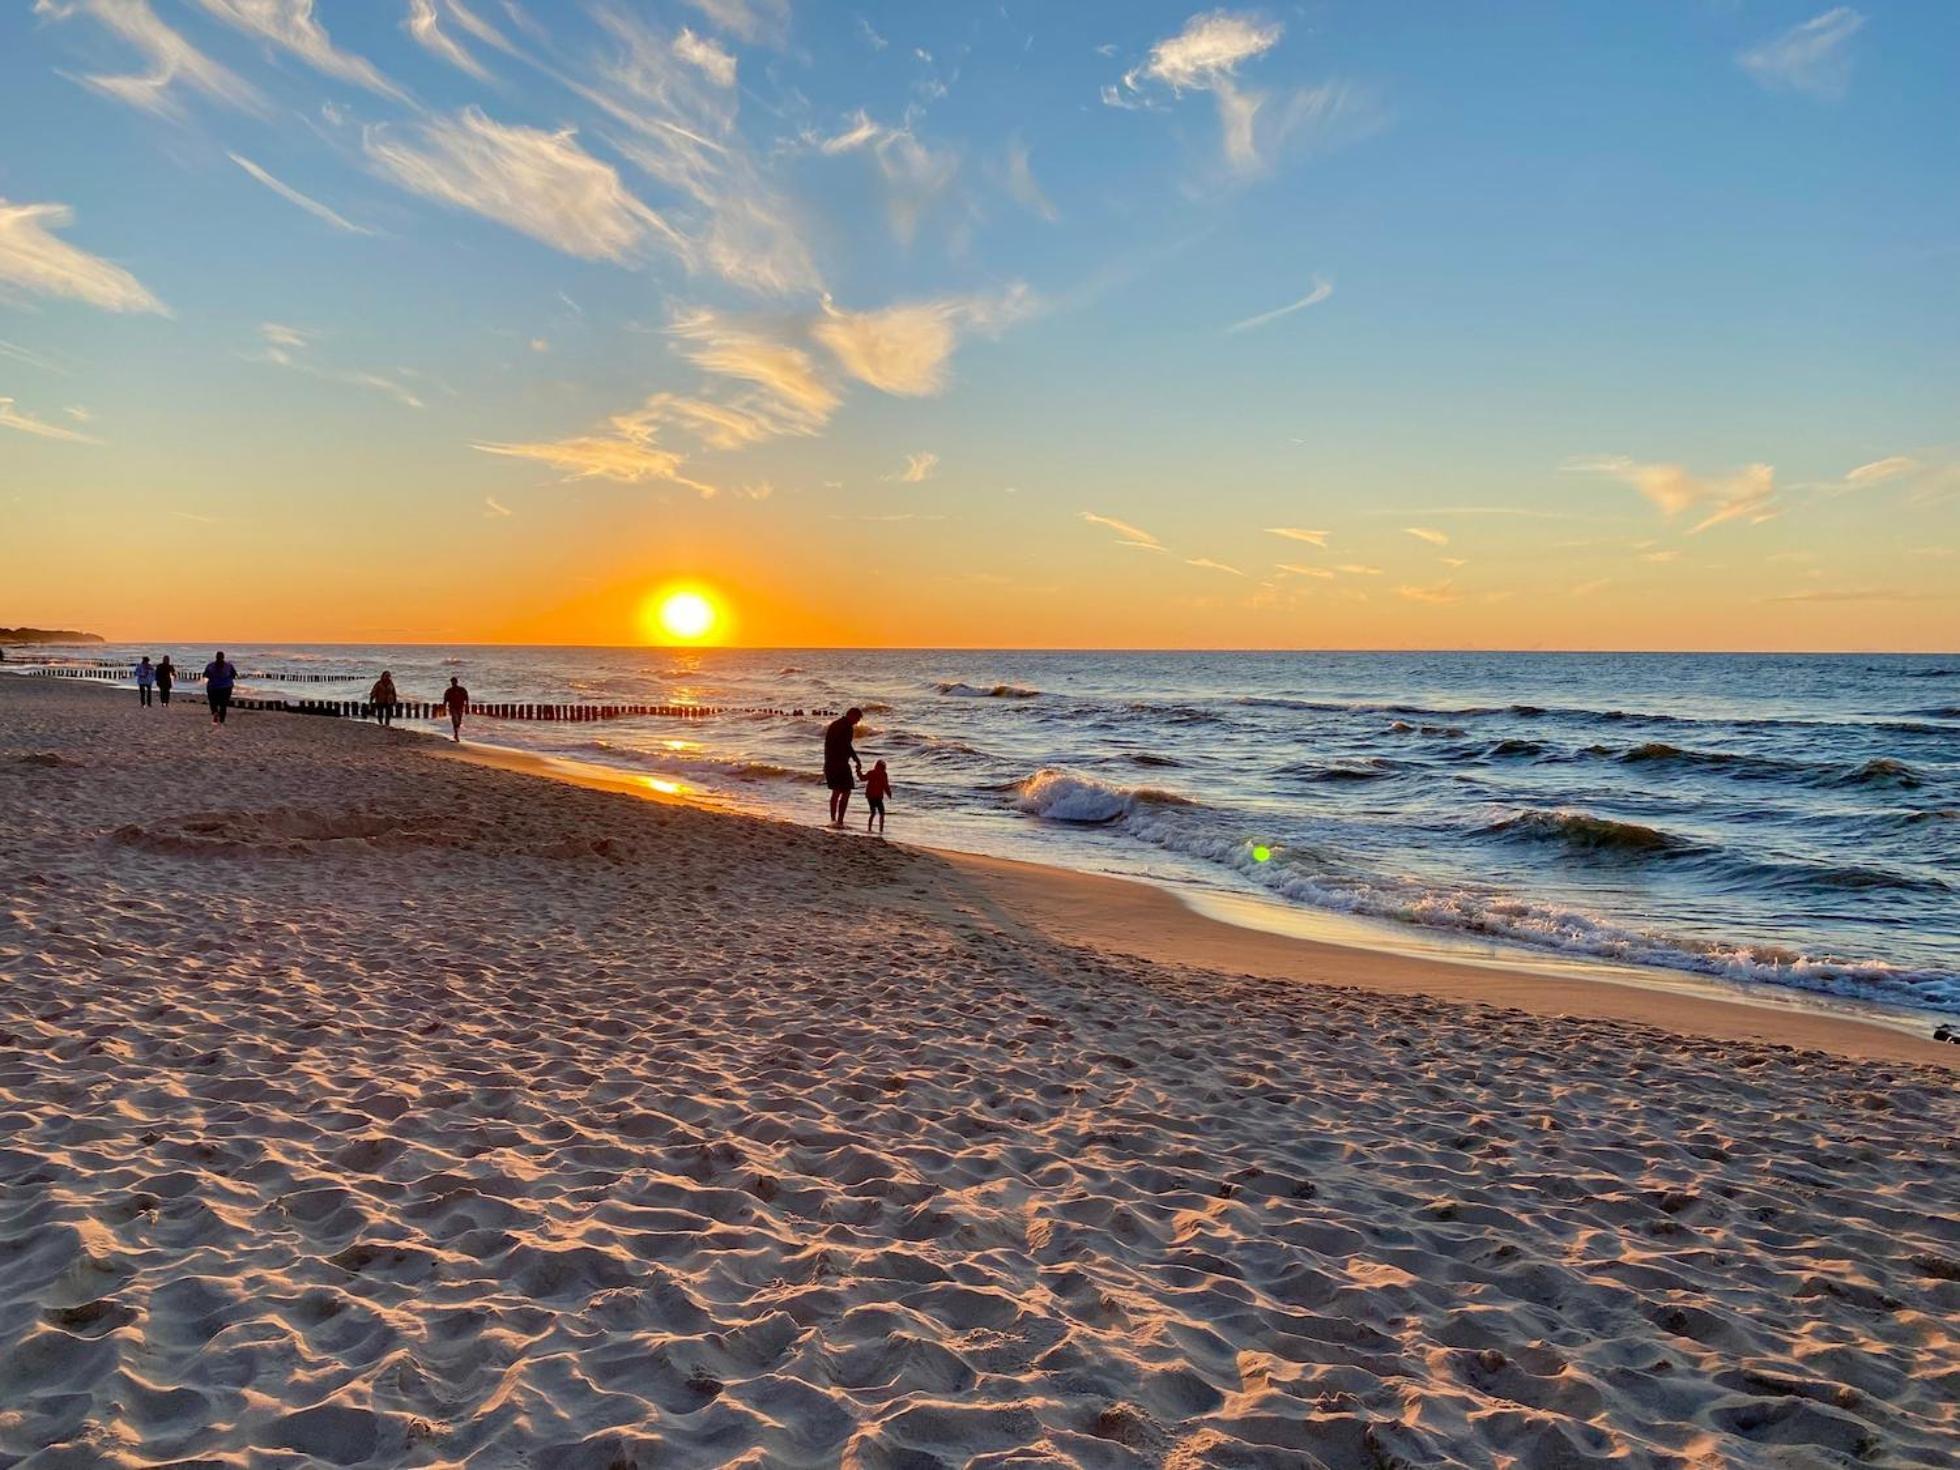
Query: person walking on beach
863,758,892,835
135,656,155,707
369,670,399,729
823,708,865,827
203,650,237,725
155,655,174,706
440,676,469,742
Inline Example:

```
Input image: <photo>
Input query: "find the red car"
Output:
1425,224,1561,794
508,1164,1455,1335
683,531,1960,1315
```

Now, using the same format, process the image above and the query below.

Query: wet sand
2,676,1955,1468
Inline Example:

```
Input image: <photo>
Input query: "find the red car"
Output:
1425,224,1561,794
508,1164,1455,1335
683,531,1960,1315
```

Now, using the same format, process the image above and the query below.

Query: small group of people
368,669,472,742
134,652,232,723
823,707,893,834
130,654,469,740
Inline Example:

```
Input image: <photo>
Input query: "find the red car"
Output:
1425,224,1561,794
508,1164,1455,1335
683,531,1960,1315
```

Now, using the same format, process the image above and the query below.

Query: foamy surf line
439,736,1952,1044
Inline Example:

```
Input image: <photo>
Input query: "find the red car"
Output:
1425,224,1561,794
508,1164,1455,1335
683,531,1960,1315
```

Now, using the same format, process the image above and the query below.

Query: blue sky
2,2,1955,647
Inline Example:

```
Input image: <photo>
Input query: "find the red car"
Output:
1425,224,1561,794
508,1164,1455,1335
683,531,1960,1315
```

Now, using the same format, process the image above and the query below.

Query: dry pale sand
1,676,1955,1470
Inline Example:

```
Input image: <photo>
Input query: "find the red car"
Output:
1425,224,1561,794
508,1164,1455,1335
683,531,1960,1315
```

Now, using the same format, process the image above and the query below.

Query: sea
19,646,1959,1021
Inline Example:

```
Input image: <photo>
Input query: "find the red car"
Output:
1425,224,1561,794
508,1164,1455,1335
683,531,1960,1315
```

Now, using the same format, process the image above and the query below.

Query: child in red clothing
863,759,892,834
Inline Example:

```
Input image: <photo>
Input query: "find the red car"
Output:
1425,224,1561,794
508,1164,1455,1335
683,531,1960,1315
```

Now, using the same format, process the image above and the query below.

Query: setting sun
644,588,720,644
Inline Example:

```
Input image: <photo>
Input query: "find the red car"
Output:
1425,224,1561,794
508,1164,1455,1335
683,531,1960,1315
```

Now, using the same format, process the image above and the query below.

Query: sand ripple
1,679,1956,1467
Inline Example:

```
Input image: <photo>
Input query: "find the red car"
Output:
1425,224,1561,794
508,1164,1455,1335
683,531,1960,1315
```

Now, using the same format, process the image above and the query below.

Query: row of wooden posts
16,666,835,722
8,660,360,684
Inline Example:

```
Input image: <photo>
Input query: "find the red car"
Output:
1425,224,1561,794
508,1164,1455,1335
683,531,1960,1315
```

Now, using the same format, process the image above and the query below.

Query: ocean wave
1050,800,1955,1010
935,680,1041,699
1822,758,1922,791
1387,719,1467,736
1126,701,1225,725
1597,741,1799,779
1012,769,1195,823
1483,808,1689,854
1485,738,1546,759
1276,759,1398,783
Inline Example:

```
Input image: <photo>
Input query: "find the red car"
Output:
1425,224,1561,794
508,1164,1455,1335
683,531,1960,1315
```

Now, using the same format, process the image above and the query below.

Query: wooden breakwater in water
10,666,834,721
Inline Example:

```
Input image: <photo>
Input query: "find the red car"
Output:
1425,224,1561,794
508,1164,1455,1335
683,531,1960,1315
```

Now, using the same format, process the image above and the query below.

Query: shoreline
6,674,1957,1466
435,736,1958,1068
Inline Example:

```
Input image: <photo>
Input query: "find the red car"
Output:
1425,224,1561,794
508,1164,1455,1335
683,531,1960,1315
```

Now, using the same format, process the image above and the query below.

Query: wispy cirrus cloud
366,107,683,263
579,8,817,293
1186,557,1245,576
0,200,167,314
34,0,263,117
1765,587,1944,605
483,495,512,516
673,27,736,86
1843,455,1915,486
1000,137,1057,222
1738,8,1865,100
1564,454,1778,533
1275,562,1332,578
1106,11,1382,175
248,322,424,408
195,0,404,100
404,0,491,80
0,396,100,443
476,408,711,493
1080,511,1164,550
1830,454,1958,508
814,110,963,247
813,285,1033,396
1397,579,1460,604
1404,526,1449,546
667,308,840,431
1227,274,1331,333
683,0,787,46
231,154,373,235
1265,526,1328,547
897,451,939,484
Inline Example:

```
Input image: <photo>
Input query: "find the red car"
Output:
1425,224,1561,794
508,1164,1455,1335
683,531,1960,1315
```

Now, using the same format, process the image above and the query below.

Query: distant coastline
0,627,105,645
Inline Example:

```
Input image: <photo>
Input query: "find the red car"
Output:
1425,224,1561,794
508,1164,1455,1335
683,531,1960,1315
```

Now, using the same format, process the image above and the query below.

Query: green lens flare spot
1251,844,1272,863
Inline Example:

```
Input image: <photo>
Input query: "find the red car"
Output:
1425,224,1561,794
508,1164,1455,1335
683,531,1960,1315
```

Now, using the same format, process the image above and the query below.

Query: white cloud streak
195,0,404,99
1564,455,1778,534
1080,511,1164,549
404,0,490,80
0,396,100,443
366,107,683,263
34,0,263,117
682,0,787,46
813,285,1033,397
1738,8,1865,100
1227,274,1331,333
1404,526,1449,546
899,451,939,483
580,8,816,293
1108,11,1383,175
1186,557,1245,576
1264,526,1328,547
0,200,167,314
231,153,373,235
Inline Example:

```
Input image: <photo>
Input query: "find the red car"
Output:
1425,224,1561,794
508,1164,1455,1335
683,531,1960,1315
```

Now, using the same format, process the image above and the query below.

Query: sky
1,1,1955,650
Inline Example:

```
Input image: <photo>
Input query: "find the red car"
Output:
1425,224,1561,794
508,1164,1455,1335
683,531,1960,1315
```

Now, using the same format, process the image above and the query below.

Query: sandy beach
2,675,1955,1468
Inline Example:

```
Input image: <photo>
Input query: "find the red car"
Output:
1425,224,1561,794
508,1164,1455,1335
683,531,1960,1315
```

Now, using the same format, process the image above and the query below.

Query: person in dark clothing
369,671,399,728
203,651,237,725
155,656,174,705
823,708,865,827
441,677,469,742
135,656,155,707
